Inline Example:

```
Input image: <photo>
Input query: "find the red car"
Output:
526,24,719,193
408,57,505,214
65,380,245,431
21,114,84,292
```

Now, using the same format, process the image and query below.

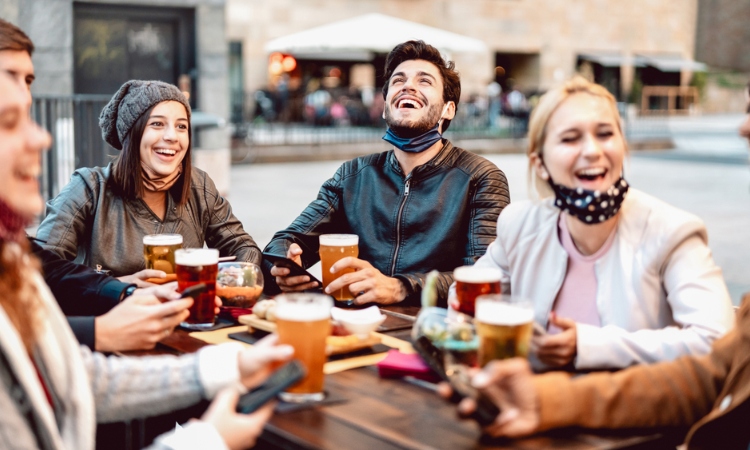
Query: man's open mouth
396,97,424,109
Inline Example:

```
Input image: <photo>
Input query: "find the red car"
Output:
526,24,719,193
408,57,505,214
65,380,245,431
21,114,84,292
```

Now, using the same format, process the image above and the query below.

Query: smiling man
265,40,510,306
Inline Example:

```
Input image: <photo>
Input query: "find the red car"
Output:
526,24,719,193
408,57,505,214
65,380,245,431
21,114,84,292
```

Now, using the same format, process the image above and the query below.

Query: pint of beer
319,234,359,304
143,234,183,274
453,266,502,316
475,294,533,366
275,293,332,402
175,248,219,330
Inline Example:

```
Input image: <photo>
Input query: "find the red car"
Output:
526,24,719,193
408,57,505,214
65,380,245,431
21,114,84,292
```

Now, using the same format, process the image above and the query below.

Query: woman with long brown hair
36,80,260,283
0,73,292,449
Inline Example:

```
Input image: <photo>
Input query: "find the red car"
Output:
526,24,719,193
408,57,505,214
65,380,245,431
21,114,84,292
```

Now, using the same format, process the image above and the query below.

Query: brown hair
381,40,461,132
109,103,193,204
0,19,34,55
0,240,42,353
527,75,625,198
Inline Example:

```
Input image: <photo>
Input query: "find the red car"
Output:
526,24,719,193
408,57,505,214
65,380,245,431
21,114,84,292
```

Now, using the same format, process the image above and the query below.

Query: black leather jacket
264,140,510,306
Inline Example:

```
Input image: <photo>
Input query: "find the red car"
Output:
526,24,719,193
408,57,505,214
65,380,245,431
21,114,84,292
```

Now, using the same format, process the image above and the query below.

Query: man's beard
384,102,443,138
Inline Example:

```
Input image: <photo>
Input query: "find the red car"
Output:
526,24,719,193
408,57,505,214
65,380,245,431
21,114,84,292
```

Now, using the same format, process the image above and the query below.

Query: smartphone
236,360,307,413
533,322,547,337
413,336,499,426
179,283,208,299
262,252,322,287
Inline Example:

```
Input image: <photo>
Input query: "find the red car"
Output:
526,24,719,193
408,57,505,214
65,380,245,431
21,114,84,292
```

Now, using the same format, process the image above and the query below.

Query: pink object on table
377,350,441,382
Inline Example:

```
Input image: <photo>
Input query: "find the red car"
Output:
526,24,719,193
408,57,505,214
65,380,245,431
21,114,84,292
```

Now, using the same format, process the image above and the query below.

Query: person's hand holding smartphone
265,244,322,292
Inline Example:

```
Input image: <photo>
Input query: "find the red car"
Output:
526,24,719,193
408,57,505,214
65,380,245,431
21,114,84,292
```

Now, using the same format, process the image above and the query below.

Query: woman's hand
201,388,275,450
94,295,192,352
532,313,577,367
237,334,295,388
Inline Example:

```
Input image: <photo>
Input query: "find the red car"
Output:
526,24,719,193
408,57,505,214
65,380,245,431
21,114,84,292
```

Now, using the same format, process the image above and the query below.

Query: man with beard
264,40,510,306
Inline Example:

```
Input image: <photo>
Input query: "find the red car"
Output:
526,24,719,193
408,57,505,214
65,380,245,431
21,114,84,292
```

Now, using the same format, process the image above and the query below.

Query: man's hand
201,388,275,450
270,243,319,292
532,313,577,368
118,269,168,287
439,358,540,438
325,257,406,305
94,295,192,352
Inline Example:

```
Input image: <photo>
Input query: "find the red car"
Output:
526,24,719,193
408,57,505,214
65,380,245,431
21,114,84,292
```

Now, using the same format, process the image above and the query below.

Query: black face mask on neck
547,175,629,224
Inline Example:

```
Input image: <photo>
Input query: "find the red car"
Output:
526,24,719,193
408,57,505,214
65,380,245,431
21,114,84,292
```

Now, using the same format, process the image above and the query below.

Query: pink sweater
549,214,616,333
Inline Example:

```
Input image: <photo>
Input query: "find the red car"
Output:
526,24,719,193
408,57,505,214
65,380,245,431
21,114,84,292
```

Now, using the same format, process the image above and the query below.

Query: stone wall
226,0,699,100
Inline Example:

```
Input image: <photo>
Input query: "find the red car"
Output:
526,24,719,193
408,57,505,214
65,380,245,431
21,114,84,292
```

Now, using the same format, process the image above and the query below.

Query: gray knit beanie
99,80,192,150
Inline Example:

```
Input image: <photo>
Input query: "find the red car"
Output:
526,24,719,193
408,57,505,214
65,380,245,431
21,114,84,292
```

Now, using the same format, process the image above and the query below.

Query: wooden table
131,306,682,450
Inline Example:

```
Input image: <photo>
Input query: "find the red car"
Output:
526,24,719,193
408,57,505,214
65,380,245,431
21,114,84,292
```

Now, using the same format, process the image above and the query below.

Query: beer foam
275,301,331,322
319,234,359,246
175,249,219,266
453,266,502,283
143,234,183,246
475,301,533,326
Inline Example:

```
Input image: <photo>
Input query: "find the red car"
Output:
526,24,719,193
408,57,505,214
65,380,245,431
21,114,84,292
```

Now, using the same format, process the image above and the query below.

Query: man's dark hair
382,40,461,131
109,103,193,205
0,19,34,55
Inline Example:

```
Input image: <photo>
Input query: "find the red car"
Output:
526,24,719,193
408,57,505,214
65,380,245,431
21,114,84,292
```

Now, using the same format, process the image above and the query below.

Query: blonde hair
527,75,624,198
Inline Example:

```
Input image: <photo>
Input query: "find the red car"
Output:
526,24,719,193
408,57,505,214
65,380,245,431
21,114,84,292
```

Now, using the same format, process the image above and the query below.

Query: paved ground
229,148,750,306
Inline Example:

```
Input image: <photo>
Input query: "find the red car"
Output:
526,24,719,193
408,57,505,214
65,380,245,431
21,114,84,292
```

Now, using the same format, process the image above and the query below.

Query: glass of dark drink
453,266,502,316
175,248,219,330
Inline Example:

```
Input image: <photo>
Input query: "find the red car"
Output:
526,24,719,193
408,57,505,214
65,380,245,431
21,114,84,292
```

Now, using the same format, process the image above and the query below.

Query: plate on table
238,314,382,355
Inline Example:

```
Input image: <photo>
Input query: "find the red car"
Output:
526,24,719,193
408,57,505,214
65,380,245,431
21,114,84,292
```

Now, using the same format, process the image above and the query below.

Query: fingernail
324,287,330,294
472,372,490,388
279,345,294,356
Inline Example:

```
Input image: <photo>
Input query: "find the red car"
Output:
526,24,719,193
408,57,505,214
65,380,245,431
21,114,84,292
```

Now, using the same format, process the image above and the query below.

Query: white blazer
475,188,735,369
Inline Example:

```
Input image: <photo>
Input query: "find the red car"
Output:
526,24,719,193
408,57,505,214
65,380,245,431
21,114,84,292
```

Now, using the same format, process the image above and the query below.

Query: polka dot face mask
548,176,629,224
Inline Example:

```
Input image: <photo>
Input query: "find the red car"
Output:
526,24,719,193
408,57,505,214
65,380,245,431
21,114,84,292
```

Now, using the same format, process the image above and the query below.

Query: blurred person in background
445,86,750,448
0,70,293,450
265,40,510,306
36,80,262,280
0,18,209,353
469,76,733,370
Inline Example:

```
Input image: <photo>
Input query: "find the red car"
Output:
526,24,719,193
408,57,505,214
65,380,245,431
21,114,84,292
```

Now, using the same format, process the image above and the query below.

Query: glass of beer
143,234,183,274
453,266,502,316
475,294,534,367
275,293,333,402
319,234,359,305
175,248,219,330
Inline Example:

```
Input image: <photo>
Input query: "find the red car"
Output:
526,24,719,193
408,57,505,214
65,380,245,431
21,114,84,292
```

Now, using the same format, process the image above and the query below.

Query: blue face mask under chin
382,123,443,153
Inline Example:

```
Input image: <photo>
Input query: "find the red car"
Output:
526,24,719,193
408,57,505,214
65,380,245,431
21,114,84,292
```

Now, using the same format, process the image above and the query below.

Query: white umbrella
264,13,487,58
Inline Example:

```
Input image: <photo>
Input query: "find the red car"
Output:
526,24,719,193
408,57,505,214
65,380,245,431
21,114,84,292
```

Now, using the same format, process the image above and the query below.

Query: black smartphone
413,336,500,426
262,252,322,287
236,360,307,414
180,283,207,299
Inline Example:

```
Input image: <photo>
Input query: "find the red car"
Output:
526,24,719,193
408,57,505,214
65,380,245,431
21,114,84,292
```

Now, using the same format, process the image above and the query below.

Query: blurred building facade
227,0,702,119
695,0,750,72
1,0,229,151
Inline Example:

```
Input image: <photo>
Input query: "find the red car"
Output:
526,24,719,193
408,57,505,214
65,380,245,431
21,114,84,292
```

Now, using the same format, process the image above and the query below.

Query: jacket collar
387,139,455,179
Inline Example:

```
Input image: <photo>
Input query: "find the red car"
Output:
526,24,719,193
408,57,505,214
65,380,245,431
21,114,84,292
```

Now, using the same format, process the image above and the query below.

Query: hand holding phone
263,252,322,287
180,283,207,299
236,360,307,413
413,336,500,426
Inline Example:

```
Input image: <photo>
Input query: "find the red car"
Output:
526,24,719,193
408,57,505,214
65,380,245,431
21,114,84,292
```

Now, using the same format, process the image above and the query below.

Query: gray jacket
36,164,260,276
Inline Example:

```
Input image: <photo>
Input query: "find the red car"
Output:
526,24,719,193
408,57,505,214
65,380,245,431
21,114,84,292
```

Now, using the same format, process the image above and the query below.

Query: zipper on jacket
390,178,411,275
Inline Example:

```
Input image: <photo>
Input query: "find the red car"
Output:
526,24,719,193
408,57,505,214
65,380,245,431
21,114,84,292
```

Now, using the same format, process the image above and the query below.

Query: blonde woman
473,76,734,370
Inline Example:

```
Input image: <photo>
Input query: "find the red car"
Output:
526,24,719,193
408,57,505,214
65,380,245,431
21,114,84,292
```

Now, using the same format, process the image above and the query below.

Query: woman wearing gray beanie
36,80,261,282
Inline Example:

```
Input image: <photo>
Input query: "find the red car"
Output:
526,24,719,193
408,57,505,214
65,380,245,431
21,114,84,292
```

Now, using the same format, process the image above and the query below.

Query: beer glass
275,293,333,402
453,266,502,316
143,234,183,274
319,234,359,305
175,248,219,330
475,294,533,366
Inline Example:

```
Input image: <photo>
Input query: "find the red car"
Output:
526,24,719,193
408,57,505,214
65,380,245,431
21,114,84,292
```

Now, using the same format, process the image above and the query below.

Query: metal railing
32,94,115,202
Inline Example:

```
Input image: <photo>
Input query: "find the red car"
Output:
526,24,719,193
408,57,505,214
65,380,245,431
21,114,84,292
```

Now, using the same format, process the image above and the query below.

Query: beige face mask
141,162,182,192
